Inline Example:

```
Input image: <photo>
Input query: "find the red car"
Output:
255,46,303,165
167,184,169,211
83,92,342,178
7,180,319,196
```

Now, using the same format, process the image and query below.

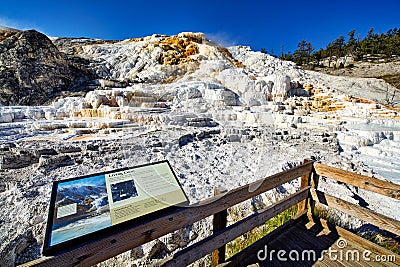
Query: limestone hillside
0,29,399,109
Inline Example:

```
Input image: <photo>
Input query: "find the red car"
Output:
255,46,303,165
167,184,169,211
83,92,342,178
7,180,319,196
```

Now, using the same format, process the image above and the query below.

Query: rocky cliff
0,30,96,105
0,26,19,42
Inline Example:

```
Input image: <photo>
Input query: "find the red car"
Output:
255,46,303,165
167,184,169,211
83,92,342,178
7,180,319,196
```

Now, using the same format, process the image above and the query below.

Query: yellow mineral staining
131,37,145,42
161,50,181,65
298,84,346,112
299,84,399,119
303,84,313,91
70,134,95,141
217,47,246,68
303,84,315,95
0,29,18,42
119,37,145,44
78,88,168,125
80,109,105,118
155,36,200,65
308,95,345,112
371,109,400,119
385,105,400,113
342,96,399,118
345,96,376,104
184,43,198,57
307,86,324,96
163,75,178,84
303,98,345,112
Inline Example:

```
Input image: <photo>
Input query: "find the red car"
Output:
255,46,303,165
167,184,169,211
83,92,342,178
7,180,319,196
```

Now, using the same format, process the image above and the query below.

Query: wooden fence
23,160,400,267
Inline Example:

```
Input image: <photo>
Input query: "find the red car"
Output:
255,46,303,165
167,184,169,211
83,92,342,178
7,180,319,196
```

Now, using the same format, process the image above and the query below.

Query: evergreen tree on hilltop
281,26,400,67
293,40,314,65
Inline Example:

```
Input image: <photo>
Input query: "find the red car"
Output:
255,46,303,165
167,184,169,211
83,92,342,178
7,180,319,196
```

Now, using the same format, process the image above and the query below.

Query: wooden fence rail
314,163,400,200
160,187,310,266
312,162,400,237
23,161,313,267
23,160,400,267
310,189,400,236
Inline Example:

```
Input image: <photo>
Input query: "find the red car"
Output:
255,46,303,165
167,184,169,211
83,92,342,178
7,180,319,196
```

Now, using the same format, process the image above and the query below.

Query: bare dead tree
385,82,399,106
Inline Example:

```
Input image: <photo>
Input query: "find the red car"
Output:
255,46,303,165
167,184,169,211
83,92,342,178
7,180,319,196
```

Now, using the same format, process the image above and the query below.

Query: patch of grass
225,205,298,258
371,235,399,253
313,206,400,254
312,206,353,229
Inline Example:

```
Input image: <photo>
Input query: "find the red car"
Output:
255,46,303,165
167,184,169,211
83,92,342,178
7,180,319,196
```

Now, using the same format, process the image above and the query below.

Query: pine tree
279,26,400,66
294,40,313,65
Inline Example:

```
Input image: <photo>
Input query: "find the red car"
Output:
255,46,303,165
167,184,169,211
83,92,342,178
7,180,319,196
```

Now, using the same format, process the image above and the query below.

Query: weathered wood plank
160,187,310,267
329,236,396,267
308,213,400,265
23,161,313,267
314,163,400,200
212,187,228,267
310,189,400,236
297,159,313,214
218,211,309,267
224,211,399,267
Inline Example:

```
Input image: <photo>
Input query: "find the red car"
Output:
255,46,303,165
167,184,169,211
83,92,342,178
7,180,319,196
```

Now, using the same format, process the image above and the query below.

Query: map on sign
43,161,188,255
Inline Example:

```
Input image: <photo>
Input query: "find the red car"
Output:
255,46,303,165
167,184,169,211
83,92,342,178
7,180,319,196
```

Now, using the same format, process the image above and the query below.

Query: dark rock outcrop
52,37,118,56
0,26,19,42
0,30,96,105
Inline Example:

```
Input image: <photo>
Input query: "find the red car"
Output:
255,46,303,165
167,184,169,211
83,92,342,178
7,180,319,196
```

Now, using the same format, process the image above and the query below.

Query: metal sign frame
43,160,189,255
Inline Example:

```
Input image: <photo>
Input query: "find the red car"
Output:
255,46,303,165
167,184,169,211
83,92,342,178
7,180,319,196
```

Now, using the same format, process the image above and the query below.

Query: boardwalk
222,213,399,266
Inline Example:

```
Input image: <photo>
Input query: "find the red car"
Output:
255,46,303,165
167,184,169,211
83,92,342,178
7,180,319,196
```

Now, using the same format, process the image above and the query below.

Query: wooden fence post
309,161,320,214
297,159,312,214
211,187,228,267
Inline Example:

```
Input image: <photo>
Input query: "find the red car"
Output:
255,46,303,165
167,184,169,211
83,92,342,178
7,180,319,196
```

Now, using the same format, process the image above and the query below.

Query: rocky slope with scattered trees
282,27,400,66
274,27,400,106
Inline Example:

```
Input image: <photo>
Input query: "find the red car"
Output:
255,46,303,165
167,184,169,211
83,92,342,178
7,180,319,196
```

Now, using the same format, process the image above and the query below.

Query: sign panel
43,161,188,255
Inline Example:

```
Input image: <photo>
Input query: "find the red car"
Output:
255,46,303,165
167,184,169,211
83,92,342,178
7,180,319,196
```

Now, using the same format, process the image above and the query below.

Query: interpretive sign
43,160,188,255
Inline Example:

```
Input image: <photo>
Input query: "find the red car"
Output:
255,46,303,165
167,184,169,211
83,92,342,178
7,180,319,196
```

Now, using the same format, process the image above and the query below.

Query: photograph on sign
43,161,188,255
51,174,111,246
111,180,138,202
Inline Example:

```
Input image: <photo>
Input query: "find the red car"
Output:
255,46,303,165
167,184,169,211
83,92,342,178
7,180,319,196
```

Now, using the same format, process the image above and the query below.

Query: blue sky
59,175,106,188
1,0,399,54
